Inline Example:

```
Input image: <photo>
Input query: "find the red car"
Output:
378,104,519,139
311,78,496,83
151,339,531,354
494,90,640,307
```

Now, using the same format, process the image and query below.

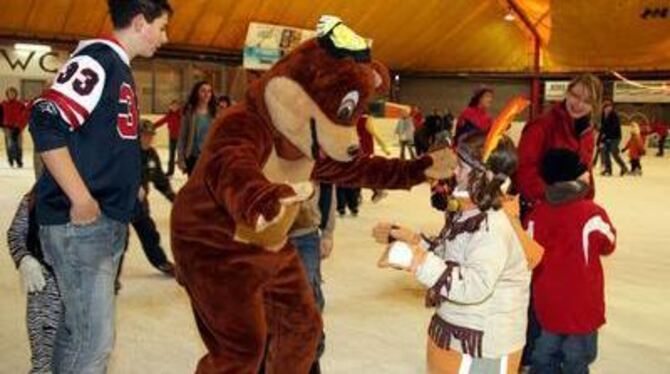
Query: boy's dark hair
218,95,231,107
108,0,173,29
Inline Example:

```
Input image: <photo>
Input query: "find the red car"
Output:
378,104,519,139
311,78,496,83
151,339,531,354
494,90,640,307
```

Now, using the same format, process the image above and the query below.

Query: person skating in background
355,113,391,203
599,100,628,176
651,118,668,157
529,149,616,374
442,107,455,137
7,188,63,373
177,80,217,176
216,95,232,118
424,108,444,149
395,112,416,160
454,87,493,142
2,87,28,168
118,120,176,289
622,121,646,176
412,106,431,156
154,99,182,176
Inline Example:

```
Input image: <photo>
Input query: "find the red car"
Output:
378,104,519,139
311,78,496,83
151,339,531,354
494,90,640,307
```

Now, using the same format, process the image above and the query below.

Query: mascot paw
235,182,313,252
236,203,301,251
424,147,457,180
279,182,315,205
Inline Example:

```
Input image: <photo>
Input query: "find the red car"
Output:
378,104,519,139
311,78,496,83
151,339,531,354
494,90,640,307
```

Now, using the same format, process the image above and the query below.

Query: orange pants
427,338,521,373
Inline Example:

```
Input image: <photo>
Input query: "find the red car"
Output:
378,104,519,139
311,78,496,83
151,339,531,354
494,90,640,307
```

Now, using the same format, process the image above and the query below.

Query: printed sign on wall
243,22,315,70
544,81,569,102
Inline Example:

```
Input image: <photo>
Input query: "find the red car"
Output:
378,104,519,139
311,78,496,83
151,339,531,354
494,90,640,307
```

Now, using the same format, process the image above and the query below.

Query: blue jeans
291,232,325,358
40,215,127,373
531,330,598,374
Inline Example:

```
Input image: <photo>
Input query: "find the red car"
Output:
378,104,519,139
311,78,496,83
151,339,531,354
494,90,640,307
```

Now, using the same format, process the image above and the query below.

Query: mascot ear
369,60,390,95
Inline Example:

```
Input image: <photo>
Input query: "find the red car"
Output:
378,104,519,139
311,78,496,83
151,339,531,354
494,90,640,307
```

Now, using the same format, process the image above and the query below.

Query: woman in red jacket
2,87,27,168
515,74,603,221
454,87,494,142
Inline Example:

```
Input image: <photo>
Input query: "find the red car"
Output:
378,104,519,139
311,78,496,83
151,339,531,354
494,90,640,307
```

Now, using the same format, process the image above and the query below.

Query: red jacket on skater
2,97,28,131
154,104,182,140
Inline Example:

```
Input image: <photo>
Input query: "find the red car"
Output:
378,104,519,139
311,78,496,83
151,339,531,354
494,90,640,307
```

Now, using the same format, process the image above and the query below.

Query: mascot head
250,16,390,162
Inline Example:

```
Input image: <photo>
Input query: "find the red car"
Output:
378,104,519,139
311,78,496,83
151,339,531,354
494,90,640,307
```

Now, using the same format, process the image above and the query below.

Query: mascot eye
337,90,359,122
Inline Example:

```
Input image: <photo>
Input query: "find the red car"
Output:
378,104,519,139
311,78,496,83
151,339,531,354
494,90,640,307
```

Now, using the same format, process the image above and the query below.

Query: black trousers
2,128,10,163
7,128,22,166
336,187,360,214
602,138,627,174
118,200,170,281
167,138,178,175
658,136,667,156
132,200,169,268
630,158,642,172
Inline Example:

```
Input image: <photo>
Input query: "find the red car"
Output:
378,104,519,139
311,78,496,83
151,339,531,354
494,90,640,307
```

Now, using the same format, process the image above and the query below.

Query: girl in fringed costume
373,99,543,373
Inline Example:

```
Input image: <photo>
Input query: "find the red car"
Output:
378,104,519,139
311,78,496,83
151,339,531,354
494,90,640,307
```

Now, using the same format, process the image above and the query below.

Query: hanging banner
613,81,670,103
544,81,569,101
243,22,315,70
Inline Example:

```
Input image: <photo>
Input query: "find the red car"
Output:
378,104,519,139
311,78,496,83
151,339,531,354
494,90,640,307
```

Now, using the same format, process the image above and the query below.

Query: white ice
1,148,669,373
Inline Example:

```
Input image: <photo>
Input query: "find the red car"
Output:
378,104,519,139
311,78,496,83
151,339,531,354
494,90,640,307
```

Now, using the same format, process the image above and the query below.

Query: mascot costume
171,16,456,373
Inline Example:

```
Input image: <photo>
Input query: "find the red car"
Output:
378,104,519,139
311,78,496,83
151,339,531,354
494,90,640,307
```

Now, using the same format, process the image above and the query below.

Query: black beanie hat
541,148,588,185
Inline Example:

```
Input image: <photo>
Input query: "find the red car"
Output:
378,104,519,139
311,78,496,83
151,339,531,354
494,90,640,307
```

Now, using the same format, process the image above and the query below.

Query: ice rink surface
1,149,669,373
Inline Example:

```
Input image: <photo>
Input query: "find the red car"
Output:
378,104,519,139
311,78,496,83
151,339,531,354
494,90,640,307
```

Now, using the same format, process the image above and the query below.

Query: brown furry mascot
171,16,455,373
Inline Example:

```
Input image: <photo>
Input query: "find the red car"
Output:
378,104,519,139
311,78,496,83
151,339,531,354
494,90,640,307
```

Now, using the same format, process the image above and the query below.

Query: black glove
545,180,590,205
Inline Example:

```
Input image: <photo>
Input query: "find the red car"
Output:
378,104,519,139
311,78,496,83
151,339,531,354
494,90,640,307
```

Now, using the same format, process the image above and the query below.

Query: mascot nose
347,145,360,157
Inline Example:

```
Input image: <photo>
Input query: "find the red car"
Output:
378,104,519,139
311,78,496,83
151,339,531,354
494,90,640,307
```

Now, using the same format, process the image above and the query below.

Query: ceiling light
14,43,52,52
504,9,516,22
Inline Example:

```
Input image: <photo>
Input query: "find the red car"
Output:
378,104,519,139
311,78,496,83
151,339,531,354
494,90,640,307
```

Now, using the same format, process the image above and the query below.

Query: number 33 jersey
29,38,142,225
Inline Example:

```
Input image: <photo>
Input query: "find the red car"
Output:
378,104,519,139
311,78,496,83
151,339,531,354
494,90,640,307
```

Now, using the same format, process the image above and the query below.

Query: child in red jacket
2,87,27,167
528,148,616,374
153,100,182,176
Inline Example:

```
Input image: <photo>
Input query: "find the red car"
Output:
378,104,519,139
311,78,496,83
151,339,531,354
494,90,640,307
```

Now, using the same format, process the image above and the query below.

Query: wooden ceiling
0,0,668,73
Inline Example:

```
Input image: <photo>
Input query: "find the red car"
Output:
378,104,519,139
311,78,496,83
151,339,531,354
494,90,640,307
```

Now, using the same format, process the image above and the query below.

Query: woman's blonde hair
567,74,603,112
